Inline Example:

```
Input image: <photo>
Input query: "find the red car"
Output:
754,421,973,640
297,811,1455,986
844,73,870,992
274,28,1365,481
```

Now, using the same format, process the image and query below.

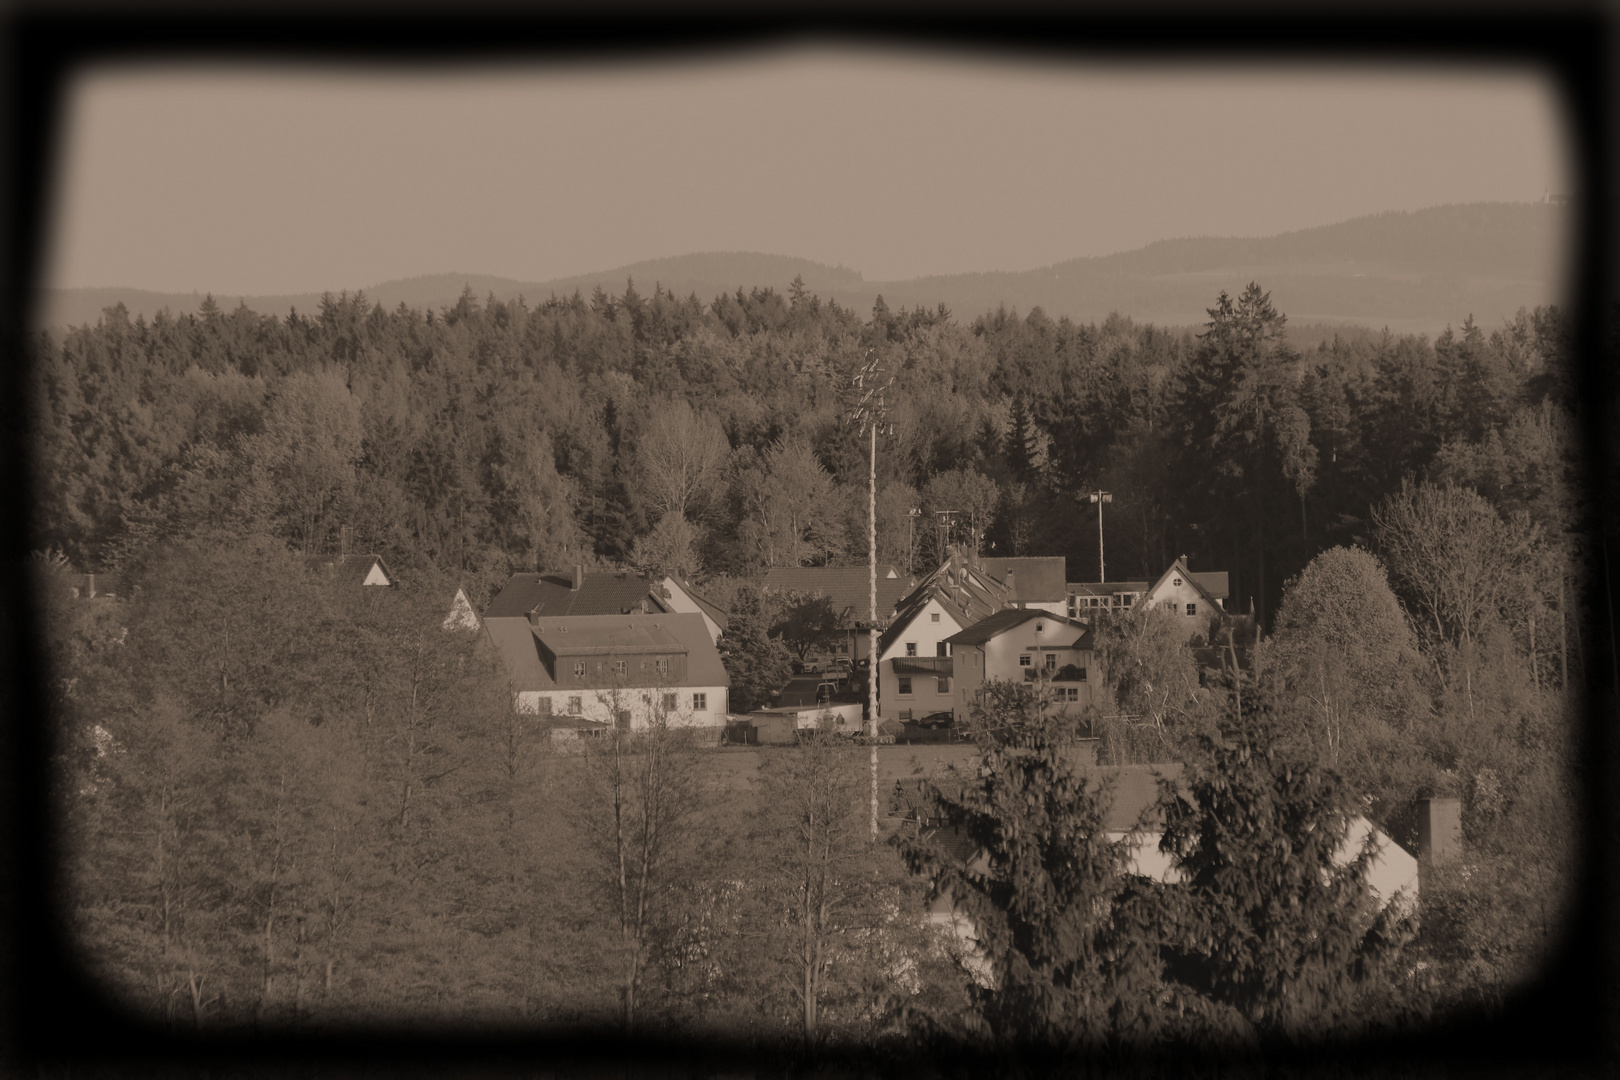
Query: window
656,658,669,676
692,693,707,711
898,677,913,695
905,642,917,657
1036,621,1044,633
573,661,586,678
614,660,628,677
936,641,948,657
1044,653,1056,670
615,710,631,730
536,697,552,717
1173,577,1182,587
663,693,678,711
937,676,950,694
1164,600,1176,612
1077,667,1087,682
568,696,582,714
1065,687,1080,702
1122,595,1133,607
1019,655,1032,667
930,612,940,623
1186,603,1196,617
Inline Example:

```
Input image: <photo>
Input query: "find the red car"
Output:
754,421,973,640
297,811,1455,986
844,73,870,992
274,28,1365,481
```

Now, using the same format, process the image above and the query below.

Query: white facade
515,685,728,729
878,596,965,722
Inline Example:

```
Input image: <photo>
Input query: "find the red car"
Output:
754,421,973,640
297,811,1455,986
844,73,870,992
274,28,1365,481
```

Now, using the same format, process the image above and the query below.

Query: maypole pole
852,350,893,838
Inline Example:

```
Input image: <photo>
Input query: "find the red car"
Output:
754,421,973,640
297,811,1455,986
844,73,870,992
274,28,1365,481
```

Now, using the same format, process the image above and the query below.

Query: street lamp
1087,490,1112,583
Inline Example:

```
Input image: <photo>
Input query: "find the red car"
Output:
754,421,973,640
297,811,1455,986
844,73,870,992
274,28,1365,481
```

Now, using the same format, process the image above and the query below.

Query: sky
42,45,1571,297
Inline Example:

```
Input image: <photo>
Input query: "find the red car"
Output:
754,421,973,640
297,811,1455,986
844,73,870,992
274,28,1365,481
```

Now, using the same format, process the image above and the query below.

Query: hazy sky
43,46,1570,296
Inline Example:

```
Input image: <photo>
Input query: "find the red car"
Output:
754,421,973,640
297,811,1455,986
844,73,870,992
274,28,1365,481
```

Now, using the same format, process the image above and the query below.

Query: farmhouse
483,611,729,730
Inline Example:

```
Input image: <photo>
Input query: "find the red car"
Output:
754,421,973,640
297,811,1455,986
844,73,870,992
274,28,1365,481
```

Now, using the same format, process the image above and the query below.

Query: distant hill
37,202,1568,337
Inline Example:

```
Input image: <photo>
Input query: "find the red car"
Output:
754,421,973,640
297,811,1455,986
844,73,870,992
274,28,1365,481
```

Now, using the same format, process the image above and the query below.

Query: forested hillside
29,274,1598,1049
31,275,1585,627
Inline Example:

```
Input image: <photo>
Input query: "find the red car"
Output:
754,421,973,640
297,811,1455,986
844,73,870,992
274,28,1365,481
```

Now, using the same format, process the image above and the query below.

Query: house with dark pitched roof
482,611,729,730
944,608,1096,722
762,563,912,665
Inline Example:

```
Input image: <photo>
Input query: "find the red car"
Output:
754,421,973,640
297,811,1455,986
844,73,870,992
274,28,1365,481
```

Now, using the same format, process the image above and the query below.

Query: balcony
892,656,953,676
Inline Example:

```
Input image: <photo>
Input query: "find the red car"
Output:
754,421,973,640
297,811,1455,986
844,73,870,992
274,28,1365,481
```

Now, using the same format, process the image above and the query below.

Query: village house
1068,556,1229,641
944,608,1097,723
874,551,1015,723
483,611,729,730
482,566,731,729
761,564,912,665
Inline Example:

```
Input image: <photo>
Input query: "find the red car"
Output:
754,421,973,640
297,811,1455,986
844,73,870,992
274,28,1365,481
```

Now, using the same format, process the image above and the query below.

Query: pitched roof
880,555,1013,655
978,557,1068,604
944,608,1091,648
1142,557,1225,611
667,573,731,632
484,570,658,619
1190,572,1229,601
485,612,728,692
762,565,910,623
533,622,685,657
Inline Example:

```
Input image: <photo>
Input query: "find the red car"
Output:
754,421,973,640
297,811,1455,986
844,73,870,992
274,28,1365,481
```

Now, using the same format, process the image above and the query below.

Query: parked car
918,711,955,730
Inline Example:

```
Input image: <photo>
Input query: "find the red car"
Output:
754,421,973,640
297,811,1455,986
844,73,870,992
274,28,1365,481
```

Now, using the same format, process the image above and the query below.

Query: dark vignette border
1,4,1612,1078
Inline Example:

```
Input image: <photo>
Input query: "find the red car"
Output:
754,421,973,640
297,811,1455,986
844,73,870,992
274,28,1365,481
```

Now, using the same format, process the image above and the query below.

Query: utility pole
852,351,894,838
1088,490,1112,582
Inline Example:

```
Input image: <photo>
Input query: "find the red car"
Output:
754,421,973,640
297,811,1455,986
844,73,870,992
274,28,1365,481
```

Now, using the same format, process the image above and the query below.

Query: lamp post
852,351,894,838
1088,490,1112,583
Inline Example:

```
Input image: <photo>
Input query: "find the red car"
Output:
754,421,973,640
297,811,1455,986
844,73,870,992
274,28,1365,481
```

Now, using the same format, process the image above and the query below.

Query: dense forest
28,275,1586,623
27,276,1597,1058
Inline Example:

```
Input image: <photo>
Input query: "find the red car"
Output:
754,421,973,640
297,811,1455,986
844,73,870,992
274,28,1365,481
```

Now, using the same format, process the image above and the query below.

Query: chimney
571,565,583,591
1417,797,1462,868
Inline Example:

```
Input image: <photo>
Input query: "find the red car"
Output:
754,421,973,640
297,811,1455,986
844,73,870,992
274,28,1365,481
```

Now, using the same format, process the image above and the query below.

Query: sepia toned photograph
11,13,1608,1078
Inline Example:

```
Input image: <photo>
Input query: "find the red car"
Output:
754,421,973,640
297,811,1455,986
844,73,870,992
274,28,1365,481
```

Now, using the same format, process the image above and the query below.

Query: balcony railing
892,656,953,676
